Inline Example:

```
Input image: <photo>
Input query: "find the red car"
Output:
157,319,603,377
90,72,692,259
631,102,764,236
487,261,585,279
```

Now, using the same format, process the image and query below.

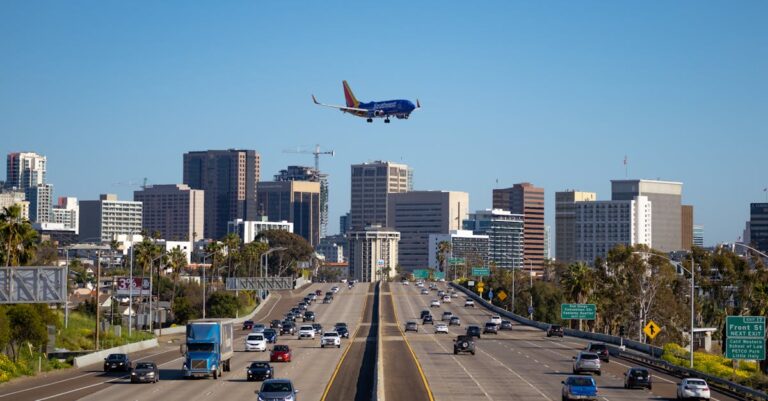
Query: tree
254,230,314,277
166,246,188,318
0,306,10,355
222,233,241,280
242,241,268,277
33,240,58,266
436,240,451,273
0,205,39,266
6,304,47,362
206,292,239,318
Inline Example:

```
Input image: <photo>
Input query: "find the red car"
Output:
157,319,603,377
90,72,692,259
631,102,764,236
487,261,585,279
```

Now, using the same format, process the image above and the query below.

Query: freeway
391,282,743,401
0,283,369,401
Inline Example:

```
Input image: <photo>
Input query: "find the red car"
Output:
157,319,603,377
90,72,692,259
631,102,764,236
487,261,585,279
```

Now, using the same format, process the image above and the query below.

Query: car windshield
107,354,125,360
551,325,561,330
273,345,289,352
631,369,649,377
485,323,495,327
567,377,594,386
187,343,214,352
590,344,607,350
264,329,276,335
250,362,269,369
581,353,599,360
135,363,154,369
261,382,293,392
687,379,707,386
248,335,263,340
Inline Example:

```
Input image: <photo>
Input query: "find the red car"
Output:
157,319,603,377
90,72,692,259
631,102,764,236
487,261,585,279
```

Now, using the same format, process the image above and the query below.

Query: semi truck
181,318,234,379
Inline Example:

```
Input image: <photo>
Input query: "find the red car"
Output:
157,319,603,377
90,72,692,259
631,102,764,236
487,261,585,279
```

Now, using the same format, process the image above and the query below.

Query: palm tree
436,240,452,273
222,233,241,280
0,205,39,266
166,246,187,317
560,262,594,304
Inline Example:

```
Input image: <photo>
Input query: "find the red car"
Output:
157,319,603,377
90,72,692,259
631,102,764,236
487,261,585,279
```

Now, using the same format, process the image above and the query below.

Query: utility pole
95,250,101,350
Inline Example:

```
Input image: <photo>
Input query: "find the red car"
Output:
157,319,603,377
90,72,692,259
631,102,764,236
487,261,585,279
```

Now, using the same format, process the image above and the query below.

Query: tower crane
283,144,335,172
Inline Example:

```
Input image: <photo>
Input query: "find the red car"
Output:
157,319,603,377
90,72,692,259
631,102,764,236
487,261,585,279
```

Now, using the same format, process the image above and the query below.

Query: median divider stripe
375,282,384,401
388,283,435,401
319,283,373,401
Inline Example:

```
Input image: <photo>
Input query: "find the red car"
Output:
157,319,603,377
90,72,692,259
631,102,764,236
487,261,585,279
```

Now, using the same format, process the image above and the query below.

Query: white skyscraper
6,152,46,190
575,196,652,263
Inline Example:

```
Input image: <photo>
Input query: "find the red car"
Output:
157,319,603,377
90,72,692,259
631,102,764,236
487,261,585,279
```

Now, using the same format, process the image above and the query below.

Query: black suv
422,315,434,325
624,367,652,390
466,325,482,339
303,311,316,322
104,353,131,372
420,310,430,319
453,335,476,355
547,324,564,337
586,342,610,362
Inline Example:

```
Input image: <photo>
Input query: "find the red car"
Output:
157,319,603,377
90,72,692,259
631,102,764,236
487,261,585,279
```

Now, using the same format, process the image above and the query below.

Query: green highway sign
434,271,446,280
726,338,766,360
726,316,765,338
413,269,429,279
448,258,465,264
472,267,490,277
561,304,596,320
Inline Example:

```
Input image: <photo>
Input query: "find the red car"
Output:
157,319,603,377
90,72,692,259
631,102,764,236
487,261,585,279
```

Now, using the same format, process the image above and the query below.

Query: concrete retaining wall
73,338,159,368
153,292,272,337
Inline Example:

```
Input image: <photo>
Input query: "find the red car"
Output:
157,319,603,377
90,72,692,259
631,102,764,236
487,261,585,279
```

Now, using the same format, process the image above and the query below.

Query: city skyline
2,2,767,246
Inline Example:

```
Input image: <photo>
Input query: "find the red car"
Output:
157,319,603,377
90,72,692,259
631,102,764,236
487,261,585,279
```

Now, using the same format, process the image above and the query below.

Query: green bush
662,343,764,390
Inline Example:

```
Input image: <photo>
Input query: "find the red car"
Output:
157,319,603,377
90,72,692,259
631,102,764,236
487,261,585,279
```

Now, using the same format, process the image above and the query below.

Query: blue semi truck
181,318,234,379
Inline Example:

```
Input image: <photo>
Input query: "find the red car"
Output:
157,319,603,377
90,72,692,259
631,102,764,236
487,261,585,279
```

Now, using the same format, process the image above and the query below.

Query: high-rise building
750,203,768,253
555,191,597,263
464,209,524,269
316,234,346,263
339,213,351,235
544,225,551,260
348,225,399,282
183,149,260,240
428,230,489,271
575,196,652,263
257,181,321,246
228,218,293,244
79,194,143,243
0,191,29,220
611,179,682,252
6,152,46,190
387,191,469,271
681,204,694,250
26,184,53,223
134,184,204,242
350,161,410,230
52,197,79,234
275,166,330,239
493,183,545,271
693,225,704,248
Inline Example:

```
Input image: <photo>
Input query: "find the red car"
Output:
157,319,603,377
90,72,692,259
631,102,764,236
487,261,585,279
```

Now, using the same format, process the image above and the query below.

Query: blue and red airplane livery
312,81,420,123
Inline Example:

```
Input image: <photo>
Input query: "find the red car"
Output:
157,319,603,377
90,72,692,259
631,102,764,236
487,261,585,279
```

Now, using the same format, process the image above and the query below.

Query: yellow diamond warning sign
643,320,661,340
497,290,507,301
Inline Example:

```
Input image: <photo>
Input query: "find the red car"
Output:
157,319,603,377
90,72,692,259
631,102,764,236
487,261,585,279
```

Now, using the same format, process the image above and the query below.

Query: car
464,299,475,307
449,316,461,326
435,323,449,334
285,312,296,322
270,345,292,362
547,324,564,337
331,286,340,293
624,367,652,390
466,325,482,339
323,296,332,304
245,333,267,352
422,315,434,325
572,352,602,375
437,290,445,297
489,315,502,325
316,289,323,296
311,323,324,335
257,378,299,401
303,311,316,322
246,361,273,381
335,322,348,329
677,378,710,400
242,320,254,330
270,319,283,329
303,296,313,305
585,342,610,362
420,310,431,319
500,320,513,330
405,321,418,332
130,361,159,383
325,291,334,300
297,302,307,311
453,335,476,355
103,353,131,372
451,292,459,298
251,323,266,334
263,328,278,343
441,311,454,321
430,299,441,308
483,322,499,334
335,326,350,338
442,295,451,303
298,325,316,339
421,289,429,295
402,281,409,285
281,321,296,335
321,332,342,348
561,375,598,401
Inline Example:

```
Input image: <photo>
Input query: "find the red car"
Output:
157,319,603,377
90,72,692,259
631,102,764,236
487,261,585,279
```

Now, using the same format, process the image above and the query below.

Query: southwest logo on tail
312,80,420,123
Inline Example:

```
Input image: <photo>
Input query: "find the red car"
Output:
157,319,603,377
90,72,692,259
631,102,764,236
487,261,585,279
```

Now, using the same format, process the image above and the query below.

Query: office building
682,205,694,250
347,225,399,282
275,166,330,239
339,213,351,235
428,230,489,271
544,225,551,260
493,183,545,271
257,180,321,246
0,191,30,220
750,203,768,253
52,197,79,234
693,225,704,248
316,234,346,263
464,209,524,269
6,152,46,190
32,222,78,246
26,184,53,223
134,184,204,242
183,149,260,240
611,179,682,252
228,218,294,244
555,191,597,263
350,161,410,230
79,194,143,243
387,191,469,271
575,196,652,263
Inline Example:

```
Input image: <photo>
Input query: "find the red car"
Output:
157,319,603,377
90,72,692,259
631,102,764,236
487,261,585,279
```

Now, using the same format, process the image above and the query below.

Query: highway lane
0,283,367,401
391,282,742,401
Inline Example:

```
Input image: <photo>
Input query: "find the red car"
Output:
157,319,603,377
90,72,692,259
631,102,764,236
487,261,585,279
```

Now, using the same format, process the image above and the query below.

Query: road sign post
726,316,766,360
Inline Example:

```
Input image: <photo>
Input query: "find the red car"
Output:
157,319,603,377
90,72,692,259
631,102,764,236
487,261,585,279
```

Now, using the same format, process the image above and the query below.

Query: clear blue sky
1,1,766,246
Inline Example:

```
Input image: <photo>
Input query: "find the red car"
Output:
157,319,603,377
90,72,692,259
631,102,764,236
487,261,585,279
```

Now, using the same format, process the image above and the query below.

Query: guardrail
449,282,768,400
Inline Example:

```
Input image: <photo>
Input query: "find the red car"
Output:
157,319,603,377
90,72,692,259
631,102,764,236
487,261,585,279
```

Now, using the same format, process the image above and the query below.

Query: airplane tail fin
342,80,360,108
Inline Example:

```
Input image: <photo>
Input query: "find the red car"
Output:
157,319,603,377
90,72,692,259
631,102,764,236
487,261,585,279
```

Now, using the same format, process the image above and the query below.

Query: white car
430,299,441,308
421,289,429,295
245,333,267,352
435,323,449,334
490,315,502,325
442,295,451,303
402,281,409,285
464,299,475,307
298,325,316,340
451,292,459,298
321,332,341,348
677,378,710,400
416,282,424,288
331,286,340,293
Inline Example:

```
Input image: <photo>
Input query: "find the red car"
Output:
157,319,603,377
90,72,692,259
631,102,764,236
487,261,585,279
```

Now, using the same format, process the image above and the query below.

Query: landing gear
366,118,373,123
384,118,390,123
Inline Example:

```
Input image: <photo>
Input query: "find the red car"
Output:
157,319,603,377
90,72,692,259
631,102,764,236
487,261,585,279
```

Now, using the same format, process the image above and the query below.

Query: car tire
454,349,458,355
597,371,601,376
471,351,475,355
213,369,218,380
337,344,341,348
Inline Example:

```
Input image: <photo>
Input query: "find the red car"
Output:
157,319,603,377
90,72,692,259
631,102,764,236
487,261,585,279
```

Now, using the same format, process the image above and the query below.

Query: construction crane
282,145,335,239
112,177,149,189
283,144,335,172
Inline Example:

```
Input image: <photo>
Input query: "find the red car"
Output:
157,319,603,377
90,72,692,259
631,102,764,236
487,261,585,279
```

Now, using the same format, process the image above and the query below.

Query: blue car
562,375,598,401
262,328,278,343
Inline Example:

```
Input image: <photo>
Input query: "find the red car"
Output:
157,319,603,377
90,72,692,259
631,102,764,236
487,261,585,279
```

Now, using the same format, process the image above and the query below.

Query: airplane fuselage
347,99,417,120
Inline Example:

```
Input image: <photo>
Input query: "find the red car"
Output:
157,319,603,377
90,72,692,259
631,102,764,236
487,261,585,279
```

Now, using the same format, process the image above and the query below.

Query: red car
242,320,254,330
270,345,292,362
315,289,323,296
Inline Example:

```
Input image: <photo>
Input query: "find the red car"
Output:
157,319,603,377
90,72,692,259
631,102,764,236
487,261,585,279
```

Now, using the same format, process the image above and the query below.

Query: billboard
116,277,151,295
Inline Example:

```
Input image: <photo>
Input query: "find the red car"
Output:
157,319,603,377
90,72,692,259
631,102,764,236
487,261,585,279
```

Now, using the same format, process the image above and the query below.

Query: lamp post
730,242,768,260
200,251,219,320
523,257,534,319
148,253,166,332
260,247,287,299
634,251,695,369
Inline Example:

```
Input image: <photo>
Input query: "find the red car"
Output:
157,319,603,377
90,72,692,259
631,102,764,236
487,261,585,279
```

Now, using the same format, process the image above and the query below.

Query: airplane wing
311,95,368,113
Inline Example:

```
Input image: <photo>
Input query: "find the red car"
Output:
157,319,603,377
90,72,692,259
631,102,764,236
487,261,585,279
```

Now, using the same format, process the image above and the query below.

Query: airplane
312,81,420,123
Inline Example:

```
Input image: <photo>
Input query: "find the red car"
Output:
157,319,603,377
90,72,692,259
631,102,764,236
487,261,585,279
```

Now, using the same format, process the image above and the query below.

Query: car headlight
131,372,136,376
257,396,265,401
285,395,294,401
